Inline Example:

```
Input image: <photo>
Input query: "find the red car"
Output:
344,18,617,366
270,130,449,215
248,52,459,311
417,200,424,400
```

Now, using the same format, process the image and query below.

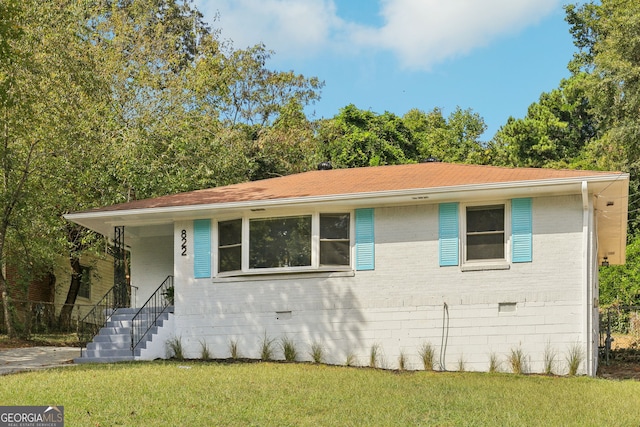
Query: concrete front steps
75,306,174,364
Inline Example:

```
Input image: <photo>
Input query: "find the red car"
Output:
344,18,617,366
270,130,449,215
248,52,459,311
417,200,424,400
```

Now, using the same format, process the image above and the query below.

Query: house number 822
181,229,187,256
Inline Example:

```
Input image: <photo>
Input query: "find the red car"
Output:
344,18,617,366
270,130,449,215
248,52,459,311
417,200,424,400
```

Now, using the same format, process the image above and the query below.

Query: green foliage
316,105,416,168
0,0,325,337
406,107,487,163
316,104,487,168
487,75,596,168
599,235,640,306
565,0,640,167
0,0,111,336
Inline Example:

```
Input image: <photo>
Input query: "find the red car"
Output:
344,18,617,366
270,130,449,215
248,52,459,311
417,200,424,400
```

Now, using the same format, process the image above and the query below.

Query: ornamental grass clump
309,342,324,364
488,352,501,373
280,336,298,362
566,343,583,376
345,351,357,367
457,355,466,372
260,332,276,361
229,339,240,359
544,342,558,375
418,342,435,371
167,336,184,361
369,344,381,368
198,340,212,360
398,350,407,371
508,346,528,374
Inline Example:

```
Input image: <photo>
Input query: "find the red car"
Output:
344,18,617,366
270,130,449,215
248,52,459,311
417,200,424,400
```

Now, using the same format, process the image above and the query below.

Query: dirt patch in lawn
598,362,640,380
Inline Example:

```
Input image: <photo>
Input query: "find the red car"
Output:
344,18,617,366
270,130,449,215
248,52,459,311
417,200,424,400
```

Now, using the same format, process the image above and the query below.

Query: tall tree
404,107,486,163
316,105,418,168
487,75,596,168
565,0,640,172
0,1,108,335
53,0,324,322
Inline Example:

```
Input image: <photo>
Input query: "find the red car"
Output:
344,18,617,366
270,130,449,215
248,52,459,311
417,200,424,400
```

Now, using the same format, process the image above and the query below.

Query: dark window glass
249,216,311,268
320,213,350,266
466,205,505,261
78,265,91,299
219,219,242,272
467,206,504,233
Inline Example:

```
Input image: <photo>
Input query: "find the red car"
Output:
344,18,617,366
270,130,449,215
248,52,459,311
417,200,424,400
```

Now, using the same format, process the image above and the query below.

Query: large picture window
216,212,353,274
249,216,312,268
465,205,505,261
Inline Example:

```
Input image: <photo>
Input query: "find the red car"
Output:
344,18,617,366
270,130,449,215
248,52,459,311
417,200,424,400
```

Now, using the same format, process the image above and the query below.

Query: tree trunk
58,256,81,331
0,273,15,337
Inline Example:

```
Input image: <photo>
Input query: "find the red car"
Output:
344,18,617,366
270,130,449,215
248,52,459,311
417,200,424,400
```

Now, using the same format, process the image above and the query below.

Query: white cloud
195,0,342,57
195,0,561,69
356,0,561,70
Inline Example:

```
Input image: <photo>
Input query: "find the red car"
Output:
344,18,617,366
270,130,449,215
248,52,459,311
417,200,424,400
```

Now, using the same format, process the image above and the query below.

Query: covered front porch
75,225,176,363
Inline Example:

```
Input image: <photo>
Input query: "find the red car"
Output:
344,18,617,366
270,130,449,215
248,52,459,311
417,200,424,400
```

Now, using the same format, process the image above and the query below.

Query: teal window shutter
193,219,212,278
355,208,375,271
439,203,459,266
511,198,532,263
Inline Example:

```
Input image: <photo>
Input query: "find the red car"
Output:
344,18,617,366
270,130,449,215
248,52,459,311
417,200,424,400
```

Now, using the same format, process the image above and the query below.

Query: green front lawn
1,361,639,426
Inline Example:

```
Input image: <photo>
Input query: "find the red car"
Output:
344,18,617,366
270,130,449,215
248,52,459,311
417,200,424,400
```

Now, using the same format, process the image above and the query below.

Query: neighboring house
52,253,115,320
1,253,114,332
65,162,629,375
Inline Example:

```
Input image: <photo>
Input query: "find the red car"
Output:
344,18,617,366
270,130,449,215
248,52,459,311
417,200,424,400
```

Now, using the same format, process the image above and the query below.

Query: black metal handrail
130,275,174,353
77,285,136,347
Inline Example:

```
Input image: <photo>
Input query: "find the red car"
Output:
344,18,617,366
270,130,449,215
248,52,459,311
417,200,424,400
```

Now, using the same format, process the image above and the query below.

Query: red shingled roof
86,162,622,213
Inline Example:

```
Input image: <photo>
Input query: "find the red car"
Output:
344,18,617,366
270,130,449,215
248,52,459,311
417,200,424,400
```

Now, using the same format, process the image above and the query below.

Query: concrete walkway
0,347,80,375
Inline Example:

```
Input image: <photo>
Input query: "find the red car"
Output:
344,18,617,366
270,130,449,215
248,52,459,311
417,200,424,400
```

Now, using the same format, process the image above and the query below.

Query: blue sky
195,0,580,140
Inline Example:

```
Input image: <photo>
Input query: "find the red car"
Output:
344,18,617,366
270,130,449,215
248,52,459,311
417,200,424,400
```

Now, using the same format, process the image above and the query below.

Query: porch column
113,225,128,308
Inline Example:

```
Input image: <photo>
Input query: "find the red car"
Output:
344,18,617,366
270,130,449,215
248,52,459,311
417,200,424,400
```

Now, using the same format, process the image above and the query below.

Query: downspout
581,181,593,376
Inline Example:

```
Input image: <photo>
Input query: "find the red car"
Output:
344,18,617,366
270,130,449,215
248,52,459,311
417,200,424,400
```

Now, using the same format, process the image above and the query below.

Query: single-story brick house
66,162,629,375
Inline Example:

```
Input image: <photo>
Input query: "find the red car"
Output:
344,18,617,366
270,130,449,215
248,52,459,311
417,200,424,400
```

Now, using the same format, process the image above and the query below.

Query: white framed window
320,213,350,266
439,198,532,269
465,204,506,261
216,212,352,275
218,219,242,272
460,201,511,270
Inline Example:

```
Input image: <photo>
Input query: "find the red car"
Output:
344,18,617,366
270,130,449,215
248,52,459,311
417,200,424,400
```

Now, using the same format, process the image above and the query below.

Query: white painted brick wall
130,235,173,304
132,194,595,375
